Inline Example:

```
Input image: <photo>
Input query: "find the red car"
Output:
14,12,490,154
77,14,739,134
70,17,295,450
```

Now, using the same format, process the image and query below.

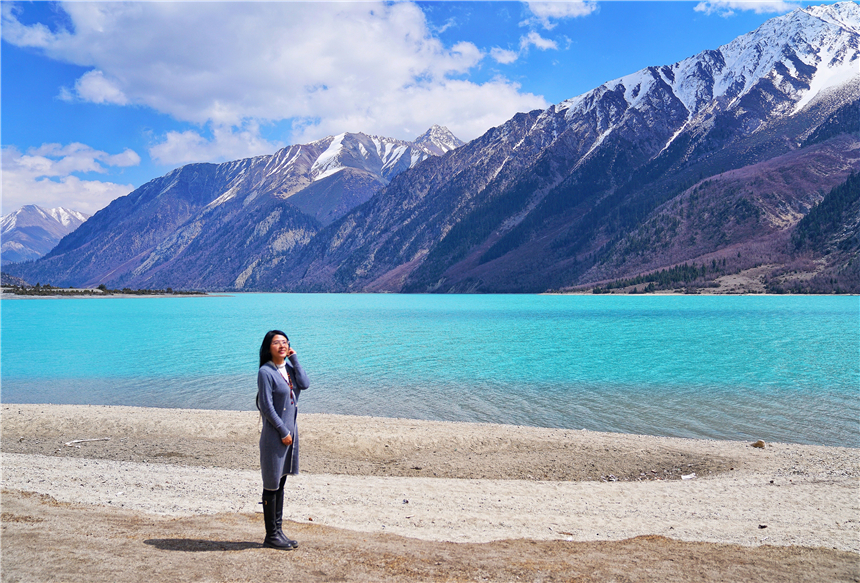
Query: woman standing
256,329,310,550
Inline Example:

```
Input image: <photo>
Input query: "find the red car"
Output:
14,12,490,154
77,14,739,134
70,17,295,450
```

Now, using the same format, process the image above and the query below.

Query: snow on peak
186,127,465,211
803,1,860,34
1,204,90,234
306,128,462,184
311,133,348,181
557,1,859,120
414,125,465,155
48,207,89,227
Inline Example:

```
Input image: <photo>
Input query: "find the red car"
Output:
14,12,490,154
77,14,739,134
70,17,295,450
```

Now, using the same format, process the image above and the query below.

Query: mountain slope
583,134,859,284
1,205,89,265
264,2,859,293
6,128,461,289
6,4,858,293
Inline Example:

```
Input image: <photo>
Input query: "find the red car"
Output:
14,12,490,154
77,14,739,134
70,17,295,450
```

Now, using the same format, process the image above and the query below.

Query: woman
256,329,310,550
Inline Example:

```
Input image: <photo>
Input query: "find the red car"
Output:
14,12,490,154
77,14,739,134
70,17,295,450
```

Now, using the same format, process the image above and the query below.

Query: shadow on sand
144,538,261,552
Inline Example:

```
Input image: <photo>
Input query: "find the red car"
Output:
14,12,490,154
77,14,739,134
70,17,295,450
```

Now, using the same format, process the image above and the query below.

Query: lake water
2,293,857,447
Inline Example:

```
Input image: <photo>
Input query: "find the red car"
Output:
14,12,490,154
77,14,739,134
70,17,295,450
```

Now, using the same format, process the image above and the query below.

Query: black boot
274,483,299,549
262,490,294,550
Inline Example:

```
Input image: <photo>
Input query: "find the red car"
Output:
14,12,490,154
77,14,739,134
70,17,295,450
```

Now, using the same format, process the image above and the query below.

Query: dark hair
259,329,289,367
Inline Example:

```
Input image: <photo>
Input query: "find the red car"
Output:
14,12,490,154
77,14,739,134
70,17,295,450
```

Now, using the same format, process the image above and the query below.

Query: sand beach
2,403,858,582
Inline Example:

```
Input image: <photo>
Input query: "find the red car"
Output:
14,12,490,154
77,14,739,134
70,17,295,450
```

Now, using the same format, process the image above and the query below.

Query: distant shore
0,289,212,299
4,288,855,298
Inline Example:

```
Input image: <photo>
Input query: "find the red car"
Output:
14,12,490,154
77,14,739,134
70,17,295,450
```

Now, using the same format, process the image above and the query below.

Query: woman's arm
257,368,290,440
288,354,310,391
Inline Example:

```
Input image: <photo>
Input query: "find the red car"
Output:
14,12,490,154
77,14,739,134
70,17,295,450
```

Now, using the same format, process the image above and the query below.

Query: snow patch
206,188,240,210
311,134,346,181
794,57,859,113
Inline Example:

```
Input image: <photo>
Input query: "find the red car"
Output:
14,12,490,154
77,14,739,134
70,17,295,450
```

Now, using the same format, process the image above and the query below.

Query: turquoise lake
2,294,857,447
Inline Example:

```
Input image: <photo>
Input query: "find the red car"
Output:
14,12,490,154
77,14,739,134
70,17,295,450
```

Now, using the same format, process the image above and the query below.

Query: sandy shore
2,403,858,582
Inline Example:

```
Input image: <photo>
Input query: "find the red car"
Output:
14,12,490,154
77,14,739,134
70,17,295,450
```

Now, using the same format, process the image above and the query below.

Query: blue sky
1,0,834,215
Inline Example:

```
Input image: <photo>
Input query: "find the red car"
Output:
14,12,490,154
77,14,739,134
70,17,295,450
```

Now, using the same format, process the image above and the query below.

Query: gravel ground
2,404,859,582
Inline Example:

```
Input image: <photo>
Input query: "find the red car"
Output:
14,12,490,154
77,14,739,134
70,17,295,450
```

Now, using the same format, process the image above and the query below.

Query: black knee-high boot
274,477,298,549
262,488,293,550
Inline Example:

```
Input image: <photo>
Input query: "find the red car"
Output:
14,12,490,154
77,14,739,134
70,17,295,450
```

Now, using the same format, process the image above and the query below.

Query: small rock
758,524,767,529
751,440,766,449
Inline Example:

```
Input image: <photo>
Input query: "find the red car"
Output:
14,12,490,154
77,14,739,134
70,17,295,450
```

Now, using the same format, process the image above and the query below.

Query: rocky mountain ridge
6,127,463,288
267,2,859,294
6,3,859,293
1,205,90,265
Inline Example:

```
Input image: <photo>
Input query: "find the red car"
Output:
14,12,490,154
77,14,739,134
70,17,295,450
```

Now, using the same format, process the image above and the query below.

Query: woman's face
270,334,289,363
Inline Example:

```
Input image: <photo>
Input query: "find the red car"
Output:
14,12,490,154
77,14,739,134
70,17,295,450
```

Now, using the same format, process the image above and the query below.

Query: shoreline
3,404,857,582
2,403,858,551
4,288,857,298
0,291,215,299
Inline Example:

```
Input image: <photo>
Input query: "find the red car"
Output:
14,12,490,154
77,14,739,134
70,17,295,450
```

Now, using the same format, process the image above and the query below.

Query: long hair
259,329,289,368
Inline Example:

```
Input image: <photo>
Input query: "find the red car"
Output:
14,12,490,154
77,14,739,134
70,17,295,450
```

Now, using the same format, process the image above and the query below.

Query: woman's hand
282,434,293,446
287,348,296,358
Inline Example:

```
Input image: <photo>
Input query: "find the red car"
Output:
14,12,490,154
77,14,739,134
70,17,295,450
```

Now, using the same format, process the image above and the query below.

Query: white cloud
2,1,549,165
1,144,139,215
524,1,598,29
490,47,520,64
434,17,458,35
521,31,559,52
694,0,799,16
514,3,595,58
71,70,128,105
290,77,546,146
0,2,55,47
105,149,142,168
149,122,283,166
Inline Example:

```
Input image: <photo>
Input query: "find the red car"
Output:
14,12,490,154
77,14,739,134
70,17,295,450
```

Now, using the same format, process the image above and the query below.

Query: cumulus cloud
490,47,520,64
694,0,799,16
1,144,139,215
149,122,283,166
291,77,545,146
69,70,129,105
520,31,559,52
2,2,549,165
524,1,598,29
502,2,594,64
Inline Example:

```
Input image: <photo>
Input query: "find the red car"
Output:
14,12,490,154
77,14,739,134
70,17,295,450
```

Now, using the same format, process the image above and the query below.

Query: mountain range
1,205,90,265
4,126,463,289
6,3,859,294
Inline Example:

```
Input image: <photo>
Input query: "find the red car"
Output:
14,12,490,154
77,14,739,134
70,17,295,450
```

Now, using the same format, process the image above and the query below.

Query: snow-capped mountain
413,125,466,156
307,129,460,183
1,205,89,265
4,127,462,288
263,2,859,293
6,4,858,293
184,128,462,219
1,205,89,232
548,1,859,149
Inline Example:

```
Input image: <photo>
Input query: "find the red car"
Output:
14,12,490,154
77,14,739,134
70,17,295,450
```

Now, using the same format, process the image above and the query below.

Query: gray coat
256,355,309,490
